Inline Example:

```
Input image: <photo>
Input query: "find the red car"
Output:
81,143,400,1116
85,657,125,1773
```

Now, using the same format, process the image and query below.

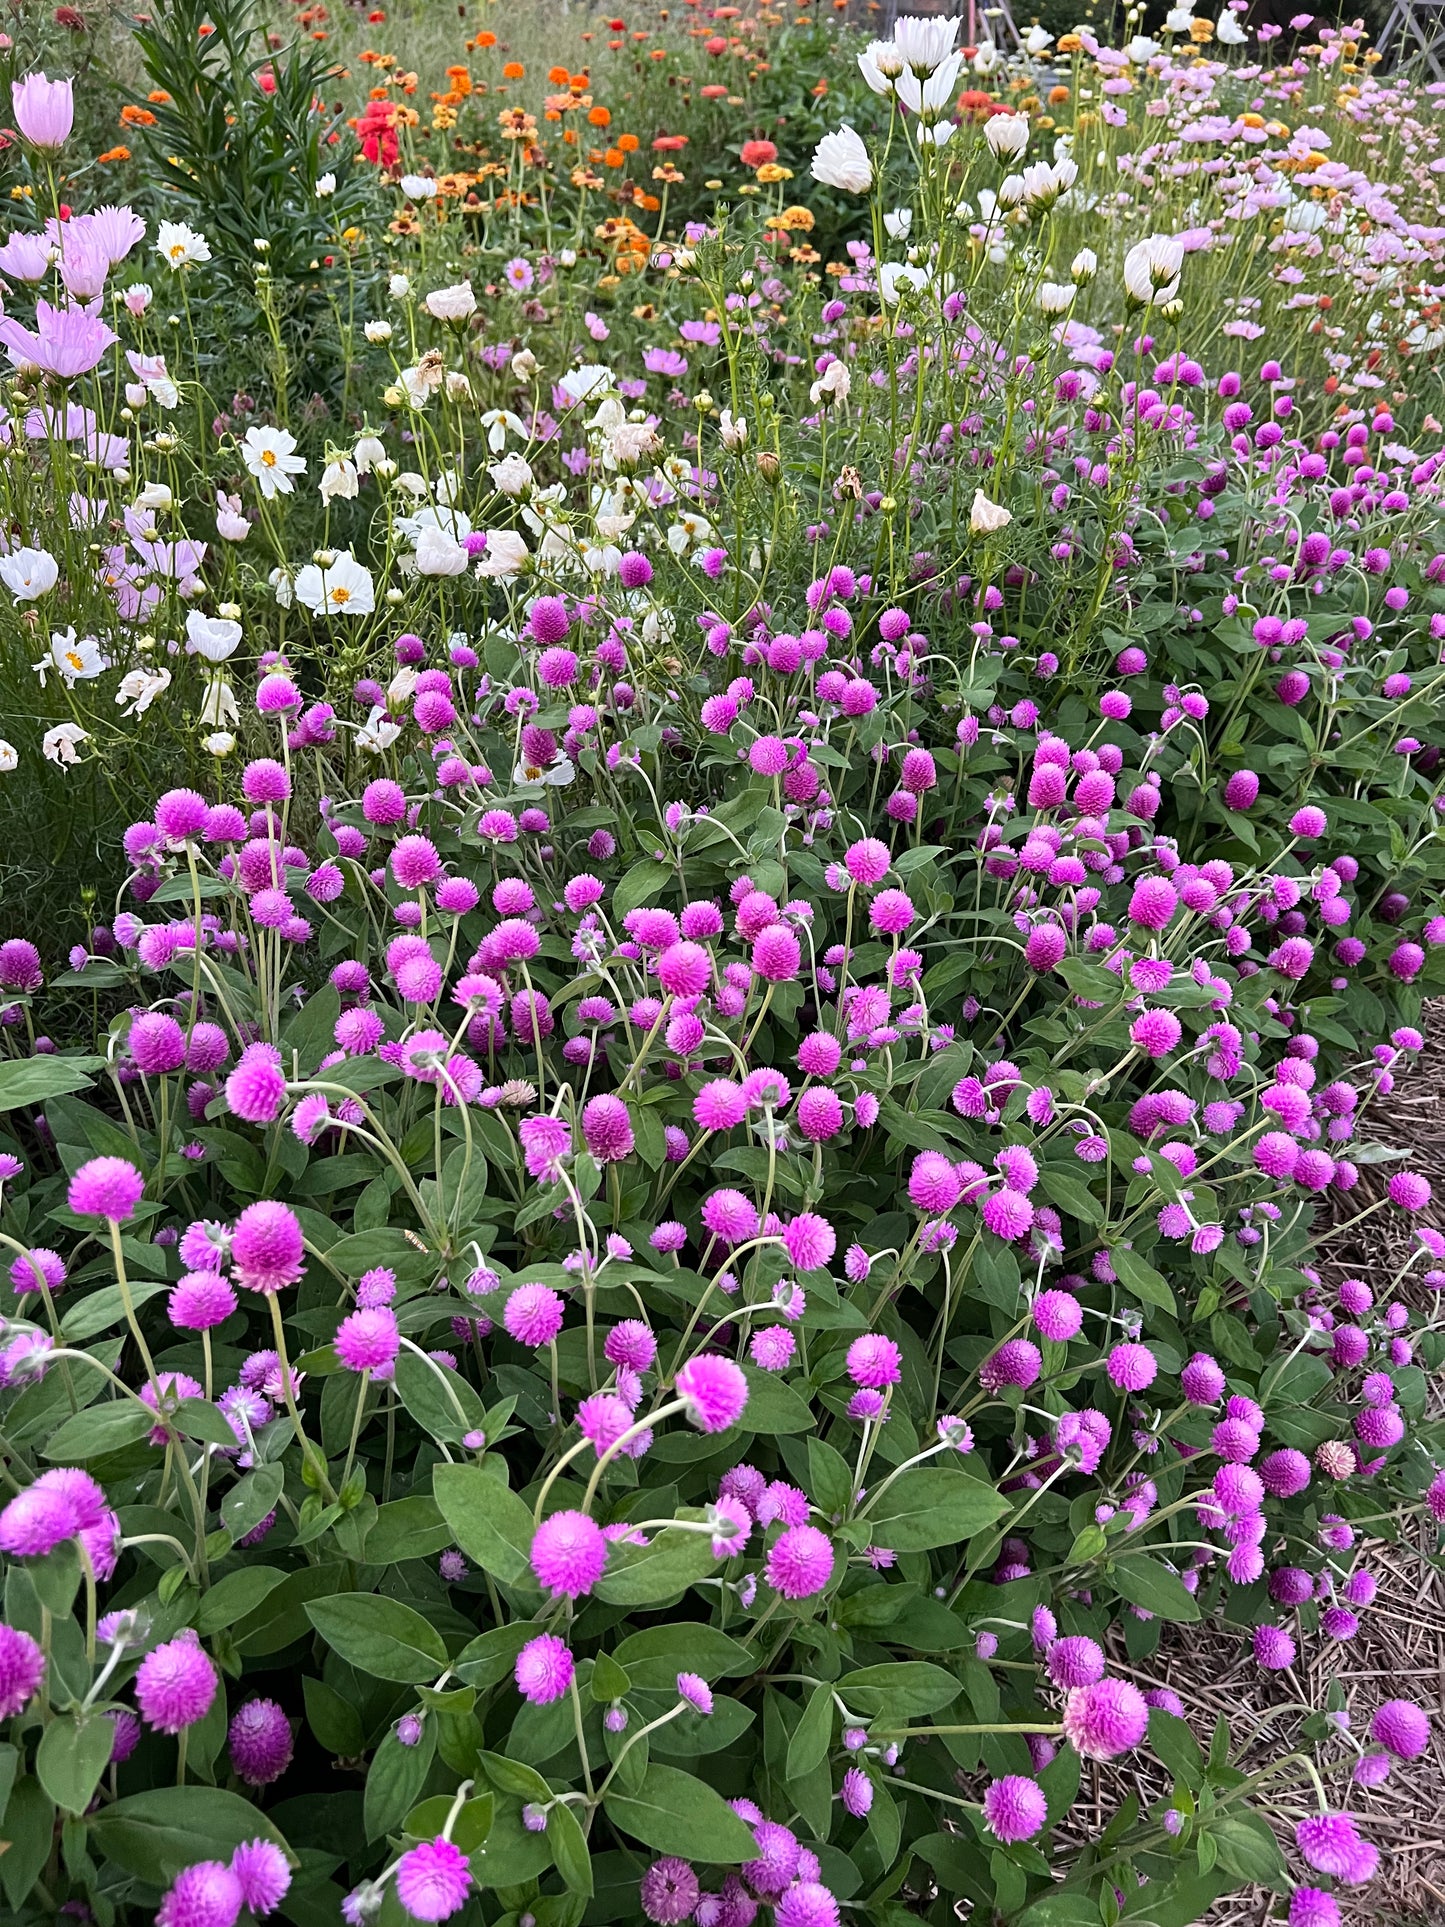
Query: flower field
1,1,1444,1923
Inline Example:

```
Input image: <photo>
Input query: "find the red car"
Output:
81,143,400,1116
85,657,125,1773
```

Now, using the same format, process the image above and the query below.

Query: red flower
739,138,777,167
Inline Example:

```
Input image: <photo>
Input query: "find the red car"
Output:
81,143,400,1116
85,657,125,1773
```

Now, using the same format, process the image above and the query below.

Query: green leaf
1110,1555,1200,1623
612,859,670,920
88,1786,291,1884
603,1763,757,1863
842,1663,961,1718
786,1681,833,1781
303,1676,364,1757
593,1517,717,1606
404,1792,493,1853
479,1750,554,1805
393,1348,488,1447
193,1566,287,1635
306,1595,448,1684
60,1280,168,1342
734,1366,815,1434
548,1800,593,1896
866,1468,1008,1552
364,1721,436,1842
0,1779,55,1911
1148,1708,1203,1787
613,1624,754,1687
171,1397,241,1450
454,1624,535,1691
36,1716,112,1816
41,1401,155,1462
1039,1167,1104,1225
0,1056,103,1112
1207,1811,1288,1890
432,1462,535,1588
221,1463,284,1544
364,1495,454,1566
1018,1896,1102,1926
1112,1245,1177,1316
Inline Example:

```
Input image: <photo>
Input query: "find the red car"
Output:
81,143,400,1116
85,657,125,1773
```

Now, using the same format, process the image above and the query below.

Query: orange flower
97,145,130,163
146,89,171,103
474,31,496,48
502,60,524,79
652,132,686,150
589,105,610,126
604,146,625,166
617,132,639,152
120,105,157,126
445,64,472,95
548,65,570,84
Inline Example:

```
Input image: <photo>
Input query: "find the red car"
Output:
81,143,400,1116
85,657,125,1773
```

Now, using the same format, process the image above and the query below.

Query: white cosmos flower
878,261,933,304
200,679,239,728
489,453,534,496
155,221,211,270
42,722,88,766
401,174,437,200
241,424,306,499
39,628,107,686
474,529,530,577
718,408,748,451
0,740,18,772
316,173,336,197
134,482,172,511
115,666,171,716
809,359,851,406
1165,6,1193,26
892,12,960,72
388,273,411,299
984,114,1029,161
294,552,376,617
415,525,469,576
424,280,475,321
1126,35,1162,60
357,705,403,754
895,53,962,121
202,731,235,757
0,547,59,599
558,364,613,406
185,609,243,661
479,407,528,454
883,207,913,239
970,489,1012,534
398,364,443,407
1025,25,1053,53
1123,235,1185,305
1037,281,1076,313
1072,248,1099,282
811,125,873,193
857,39,903,95
320,458,359,502
513,754,575,790
1216,10,1248,42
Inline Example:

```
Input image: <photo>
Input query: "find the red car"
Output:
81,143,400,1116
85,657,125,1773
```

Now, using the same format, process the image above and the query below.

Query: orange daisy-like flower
120,104,157,126
502,60,524,79
548,65,570,84
147,89,172,104
589,104,611,126
652,132,686,150
97,145,131,163
617,132,639,152
445,64,472,95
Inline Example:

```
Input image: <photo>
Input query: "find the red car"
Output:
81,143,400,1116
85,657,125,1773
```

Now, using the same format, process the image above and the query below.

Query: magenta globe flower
156,1860,244,1927
228,1698,294,1785
530,1509,608,1599
982,1774,1048,1843
135,1630,217,1734
765,1523,835,1600
231,1201,305,1294
0,1622,45,1718
393,1837,473,1922
514,1633,574,1704
67,1156,145,1223
1060,1678,1149,1759
675,1354,748,1432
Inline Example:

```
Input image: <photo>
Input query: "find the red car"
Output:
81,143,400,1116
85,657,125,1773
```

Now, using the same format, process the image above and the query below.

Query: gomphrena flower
675,1355,749,1432
67,1155,145,1222
230,1839,292,1916
335,1306,400,1374
982,1774,1048,1843
765,1524,836,1600
230,1201,305,1294
530,1509,608,1599
228,1698,294,1785
1372,1699,1430,1760
640,1857,700,1925
156,1859,245,1927
514,1633,574,1704
135,1629,218,1733
393,1837,473,1922
1060,1679,1149,1760
0,1622,45,1718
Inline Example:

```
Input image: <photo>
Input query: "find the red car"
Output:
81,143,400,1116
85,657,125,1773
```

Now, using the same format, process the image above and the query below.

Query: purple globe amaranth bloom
766,1523,835,1600
1061,1678,1149,1759
675,1354,749,1432
1372,1698,1430,1760
0,1622,45,1717
230,1839,292,1917
514,1633,574,1704
228,1698,293,1785
68,1155,145,1222
135,1630,217,1733
582,1093,634,1162
640,1857,700,1925
1294,1811,1379,1884
393,1837,473,1922
0,297,116,378
982,1774,1048,1843
231,1201,305,1294
156,1860,244,1927
530,1509,608,1598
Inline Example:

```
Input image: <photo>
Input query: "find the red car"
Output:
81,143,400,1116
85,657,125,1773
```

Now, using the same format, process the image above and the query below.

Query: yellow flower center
329,586,351,605
260,449,277,467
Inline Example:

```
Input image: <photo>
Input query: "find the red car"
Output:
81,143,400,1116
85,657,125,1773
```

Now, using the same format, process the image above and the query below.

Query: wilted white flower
425,281,475,322
268,568,294,609
353,435,388,474
200,679,239,728
202,731,235,757
388,273,412,299
155,222,211,270
115,666,171,717
364,319,392,344
241,424,306,499
357,705,403,754
42,723,88,767
315,173,336,198
809,360,851,407
474,529,529,577
0,741,18,773
294,552,376,617
415,525,469,576
489,453,534,496
970,489,1012,534
0,547,59,600
1024,25,1053,53
718,408,748,451
1164,6,1193,26
810,125,873,195
320,457,360,503
511,348,540,381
